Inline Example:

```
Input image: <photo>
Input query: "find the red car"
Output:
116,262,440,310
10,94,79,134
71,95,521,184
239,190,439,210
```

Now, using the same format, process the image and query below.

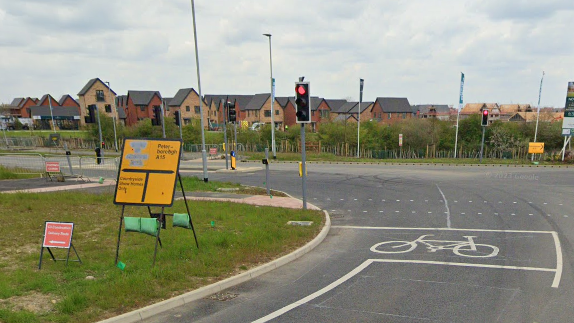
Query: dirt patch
0,291,59,314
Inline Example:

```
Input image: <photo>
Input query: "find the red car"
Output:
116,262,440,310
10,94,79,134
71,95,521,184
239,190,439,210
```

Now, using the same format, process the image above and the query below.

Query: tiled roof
78,78,117,96
244,93,270,111
375,97,412,113
9,98,24,107
169,88,198,106
324,99,347,112
58,95,79,107
128,91,161,106
29,106,80,117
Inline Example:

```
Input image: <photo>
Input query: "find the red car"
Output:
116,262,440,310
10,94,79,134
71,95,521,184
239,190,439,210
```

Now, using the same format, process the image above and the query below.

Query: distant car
249,122,264,131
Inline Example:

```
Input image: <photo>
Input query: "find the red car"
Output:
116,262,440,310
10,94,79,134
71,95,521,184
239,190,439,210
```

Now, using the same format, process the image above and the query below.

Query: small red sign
45,162,60,173
209,148,217,155
43,222,74,248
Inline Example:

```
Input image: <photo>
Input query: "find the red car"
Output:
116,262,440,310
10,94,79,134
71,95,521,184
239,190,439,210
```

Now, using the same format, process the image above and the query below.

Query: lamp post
190,0,208,182
263,33,276,159
104,81,119,152
532,71,545,162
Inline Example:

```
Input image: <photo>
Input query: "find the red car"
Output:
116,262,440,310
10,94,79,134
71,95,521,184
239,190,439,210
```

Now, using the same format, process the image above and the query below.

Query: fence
0,153,120,181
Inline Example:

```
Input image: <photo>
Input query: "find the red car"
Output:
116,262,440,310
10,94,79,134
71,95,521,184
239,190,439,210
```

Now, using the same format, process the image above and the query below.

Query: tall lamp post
263,33,276,159
532,71,545,162
190,0,208,182
104,81,119,152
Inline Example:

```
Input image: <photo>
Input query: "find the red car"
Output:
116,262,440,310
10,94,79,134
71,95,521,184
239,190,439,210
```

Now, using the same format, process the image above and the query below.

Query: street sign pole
265,148,270,195
532,71,545,161
222,100,229,170
479,126,486,163
358,79,363,158
454,72,464,158
301,123,307,210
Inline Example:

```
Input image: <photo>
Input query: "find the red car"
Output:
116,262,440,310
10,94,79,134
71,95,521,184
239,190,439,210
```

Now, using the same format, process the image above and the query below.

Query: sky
1,0,573,108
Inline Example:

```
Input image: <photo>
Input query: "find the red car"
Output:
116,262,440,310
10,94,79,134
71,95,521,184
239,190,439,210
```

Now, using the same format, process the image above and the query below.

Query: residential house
168,88,206,127
461,103,500,124
412,104,452,120
78,78,118,126
125,91,162,127
115,95,128,125
371,97,413,125
58,95,81,115
240,94,284,130
276,97,296,130
30,105,80,130
331,101,358,122
499,104,533,122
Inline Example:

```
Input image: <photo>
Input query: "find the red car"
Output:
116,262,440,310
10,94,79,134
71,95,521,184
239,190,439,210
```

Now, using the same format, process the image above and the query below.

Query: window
184,118,191,125
275,110,279,115
96,90,105,102
402,113,406,119
388,113,392,119
140,106,146,112
320,110,330,119
255,111,259,117
194,106,200,114
312,111,315,116
264,110,271,117
105,105,111,113
186,106,190,112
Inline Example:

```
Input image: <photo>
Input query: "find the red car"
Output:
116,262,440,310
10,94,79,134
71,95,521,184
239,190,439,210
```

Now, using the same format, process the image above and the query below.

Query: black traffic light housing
151,106,162,126
227,102,236,123
481,109,489,126
85,105,96,124
295,82,311,123
174,110,181,126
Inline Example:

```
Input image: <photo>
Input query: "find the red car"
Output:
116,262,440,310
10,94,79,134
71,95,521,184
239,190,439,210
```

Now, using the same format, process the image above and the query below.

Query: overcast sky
1,0,573,107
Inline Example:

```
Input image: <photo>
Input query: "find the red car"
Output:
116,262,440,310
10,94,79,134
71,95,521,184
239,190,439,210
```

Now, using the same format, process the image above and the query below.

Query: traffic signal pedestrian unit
481,109,489,126
295,82,311,123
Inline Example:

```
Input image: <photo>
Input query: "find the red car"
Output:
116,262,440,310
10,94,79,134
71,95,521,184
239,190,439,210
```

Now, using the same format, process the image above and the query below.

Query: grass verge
240,152,569,165
0,191,323,323
0,166,41,180
179,176,287,197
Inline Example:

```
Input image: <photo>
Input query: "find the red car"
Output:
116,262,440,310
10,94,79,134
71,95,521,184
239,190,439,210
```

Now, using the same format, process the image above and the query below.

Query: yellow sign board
114,138,182,206
528,142,544,154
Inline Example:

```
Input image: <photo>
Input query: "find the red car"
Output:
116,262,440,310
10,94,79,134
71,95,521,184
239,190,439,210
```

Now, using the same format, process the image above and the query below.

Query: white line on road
551,232,563,288
330,225,556,234
436,184,451,228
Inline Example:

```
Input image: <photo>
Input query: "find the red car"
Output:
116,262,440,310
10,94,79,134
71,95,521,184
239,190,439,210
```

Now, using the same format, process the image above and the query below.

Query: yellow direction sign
114,138,182,206
528,142,544,154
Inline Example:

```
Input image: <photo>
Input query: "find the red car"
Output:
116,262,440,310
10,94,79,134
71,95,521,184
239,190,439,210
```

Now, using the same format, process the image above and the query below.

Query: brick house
115,95,128,125
8,97,38,118
239,94,284,130
332,102,373,123
58,95,81,114
276,97,296,130
78,78,118,126
125,91,162,127
412,104,452,120
168,88,207,127
371,97,413,125
460,103,501,124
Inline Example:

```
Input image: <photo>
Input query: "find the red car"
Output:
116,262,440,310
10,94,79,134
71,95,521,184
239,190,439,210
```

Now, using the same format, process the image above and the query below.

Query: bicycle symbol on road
370,234,499,258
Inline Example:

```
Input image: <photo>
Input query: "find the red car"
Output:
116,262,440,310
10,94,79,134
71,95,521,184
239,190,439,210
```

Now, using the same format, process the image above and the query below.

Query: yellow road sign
114,138,182,206
528,142,544,154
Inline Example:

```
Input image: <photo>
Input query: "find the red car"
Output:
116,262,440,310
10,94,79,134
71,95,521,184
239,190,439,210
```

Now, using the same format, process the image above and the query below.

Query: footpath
0,176,329,323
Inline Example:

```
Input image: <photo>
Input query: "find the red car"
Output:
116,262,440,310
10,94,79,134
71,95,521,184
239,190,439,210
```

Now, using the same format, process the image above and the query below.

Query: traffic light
481,109,489,126
152,106,161,126
295,82,310,123
85,105,96,124
228,102,236,123
174,110,181,126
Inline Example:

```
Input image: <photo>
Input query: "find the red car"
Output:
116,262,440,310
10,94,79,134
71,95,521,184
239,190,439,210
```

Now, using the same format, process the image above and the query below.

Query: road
135,163,574,323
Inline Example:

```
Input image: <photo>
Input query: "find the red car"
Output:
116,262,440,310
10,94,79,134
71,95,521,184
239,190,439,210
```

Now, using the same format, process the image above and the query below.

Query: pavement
0,175,330,323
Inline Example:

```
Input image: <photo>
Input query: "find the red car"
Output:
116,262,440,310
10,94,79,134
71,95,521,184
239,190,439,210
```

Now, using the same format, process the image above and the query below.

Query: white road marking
495,213,499,215
529,214,533,216
469,201,472,203
544,203,548,205
436,185,451,228
552,232,563,288
511,213,516,216
363,211,367,213
513,202,517,204
379,211,383,213
410,200,414,202
428,212,432,214
412,211,416,214
369,198,372,201
564,215,569,218
484,201,488,203
461,213,465,215
354,198,358,201
340,199,344,201
425,200,428,202
395,211,400,213
396,199,401,202
382,199,386,202
454,200,458,203
559,204,563,206
478,213,482,215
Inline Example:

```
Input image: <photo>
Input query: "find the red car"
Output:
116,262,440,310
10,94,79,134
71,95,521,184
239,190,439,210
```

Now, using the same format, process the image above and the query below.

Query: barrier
0,153,45,176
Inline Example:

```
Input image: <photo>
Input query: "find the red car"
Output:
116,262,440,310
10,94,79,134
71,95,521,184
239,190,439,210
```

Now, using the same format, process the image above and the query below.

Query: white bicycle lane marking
252,226,563,323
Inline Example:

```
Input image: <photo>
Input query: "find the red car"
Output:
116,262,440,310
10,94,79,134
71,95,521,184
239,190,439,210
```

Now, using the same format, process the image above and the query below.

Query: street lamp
263,33,276,159
104,81,119,152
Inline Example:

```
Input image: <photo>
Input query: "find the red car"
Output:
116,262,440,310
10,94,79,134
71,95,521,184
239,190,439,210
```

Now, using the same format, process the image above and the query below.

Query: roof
324,99,347,112
39,94,59,106
78,78,117,96
375,97,412,113
29,106,80,117
334,114,356,122
414,104,451,114
128,91,161,106
117,107,127,119
116,95,128,107
204,95,255,110
335,101,358,114
499,104,533,114
10,98,24,107
275,97,293,108
58,95,79,107
461,103,486,114
169,88,199,106
162,97,173,107
310,97,324,111
244,93,270,111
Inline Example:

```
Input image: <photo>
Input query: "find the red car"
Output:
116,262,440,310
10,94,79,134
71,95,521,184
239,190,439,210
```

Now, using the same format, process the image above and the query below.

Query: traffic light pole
301,124,307,210
222,100,229,170
160,102,166,139
96,107,103,160
479,126,486,163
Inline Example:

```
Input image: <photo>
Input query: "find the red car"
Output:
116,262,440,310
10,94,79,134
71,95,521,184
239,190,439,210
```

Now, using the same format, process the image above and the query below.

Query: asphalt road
134,163,574,323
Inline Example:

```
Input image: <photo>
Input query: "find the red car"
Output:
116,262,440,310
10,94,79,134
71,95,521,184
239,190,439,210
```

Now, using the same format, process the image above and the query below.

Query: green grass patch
0,191,323,323
179,176,287,196
3,130,89,139
0,166,41,180
240,152,568,166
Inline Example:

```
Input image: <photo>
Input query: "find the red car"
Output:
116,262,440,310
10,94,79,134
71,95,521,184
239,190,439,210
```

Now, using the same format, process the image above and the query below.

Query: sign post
39,221,81,269
561,82,574,160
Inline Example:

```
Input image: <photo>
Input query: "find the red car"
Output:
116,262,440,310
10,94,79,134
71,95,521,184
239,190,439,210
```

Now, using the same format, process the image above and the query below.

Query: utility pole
358,79,364,158
222,100,229,170
532,71,545,162
105,81,118,152
454,72,464,158
263,34,276,159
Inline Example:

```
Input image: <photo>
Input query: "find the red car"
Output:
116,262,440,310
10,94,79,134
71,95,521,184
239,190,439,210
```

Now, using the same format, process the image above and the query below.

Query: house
125,91,162,127
240,94,284,130
115,95,128,125
412,104,451,120
29,106,80,130
58,95,81,115
204,94,254,128
371,97,413,124
331,101,358,121
168,88,207,127
310,97,332,131
461,103,500,124
276,97,296,130
78,78,118,126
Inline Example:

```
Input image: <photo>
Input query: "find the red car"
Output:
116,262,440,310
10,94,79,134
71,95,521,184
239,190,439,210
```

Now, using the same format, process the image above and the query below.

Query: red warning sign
42,222,74,248
45,162,60,173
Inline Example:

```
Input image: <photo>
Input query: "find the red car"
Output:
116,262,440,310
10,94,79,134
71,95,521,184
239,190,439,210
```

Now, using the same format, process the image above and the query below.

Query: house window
186,106,190,112
275,110,279,115
184,118,191,125
26,108,31,115
320,110,330,119
388,113,392,119
264,110,271,117
194,106,200,114
96,90,105,102
312,110,315,116
105,105,112,113
140,106,145,112
402,113,406,119
255,111,259,117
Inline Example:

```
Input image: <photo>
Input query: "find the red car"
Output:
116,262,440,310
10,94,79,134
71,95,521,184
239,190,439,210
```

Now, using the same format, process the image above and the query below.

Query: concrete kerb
239,160,572,168
97,204,330,323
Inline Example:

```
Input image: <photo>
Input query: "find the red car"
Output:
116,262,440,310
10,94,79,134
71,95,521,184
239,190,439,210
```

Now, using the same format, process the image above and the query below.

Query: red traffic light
296,85,306,95
483,110,489,116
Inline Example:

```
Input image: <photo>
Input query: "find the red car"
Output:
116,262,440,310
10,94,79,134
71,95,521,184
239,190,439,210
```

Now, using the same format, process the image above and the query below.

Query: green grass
241,152,569,165
0,191,323,323
3,130,88,138
179,176,287,196
0,166,41,180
